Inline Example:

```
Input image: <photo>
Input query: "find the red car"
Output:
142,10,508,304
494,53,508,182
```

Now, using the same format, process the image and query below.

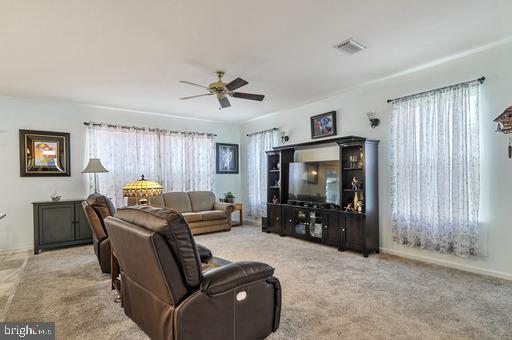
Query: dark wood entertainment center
264,136,379,257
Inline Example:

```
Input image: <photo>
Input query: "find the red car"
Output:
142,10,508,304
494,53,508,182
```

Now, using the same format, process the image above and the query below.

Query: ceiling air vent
334,38,366,55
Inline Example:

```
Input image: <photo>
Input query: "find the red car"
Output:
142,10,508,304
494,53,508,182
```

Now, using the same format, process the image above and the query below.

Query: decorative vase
353,191,359,208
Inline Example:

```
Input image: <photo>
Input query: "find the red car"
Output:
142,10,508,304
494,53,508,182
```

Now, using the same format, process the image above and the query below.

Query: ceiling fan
179,71,264,109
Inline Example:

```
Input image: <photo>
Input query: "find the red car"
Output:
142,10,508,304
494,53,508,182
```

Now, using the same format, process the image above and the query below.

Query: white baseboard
380,247,512,281
0,248,32,256
242,217,259,226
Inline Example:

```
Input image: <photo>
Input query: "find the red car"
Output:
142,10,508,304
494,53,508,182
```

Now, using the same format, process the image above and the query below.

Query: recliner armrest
196,243,213,263
202,261,274,295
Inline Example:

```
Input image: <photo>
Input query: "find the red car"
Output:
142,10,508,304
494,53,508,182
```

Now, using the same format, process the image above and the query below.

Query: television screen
288,161,339,205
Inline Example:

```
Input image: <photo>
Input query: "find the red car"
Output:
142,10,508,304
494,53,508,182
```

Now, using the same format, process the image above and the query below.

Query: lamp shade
82,158,109,173
123,175,163,198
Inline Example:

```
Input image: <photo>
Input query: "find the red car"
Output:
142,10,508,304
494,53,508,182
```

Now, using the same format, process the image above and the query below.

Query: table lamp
123,175,163,204
82,158,109,193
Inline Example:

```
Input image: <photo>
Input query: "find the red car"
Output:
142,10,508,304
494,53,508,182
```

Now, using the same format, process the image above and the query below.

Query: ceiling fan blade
231,92,265,101
179,80,211,90
179,93,214,100
218,95,231,108
225,77,248,91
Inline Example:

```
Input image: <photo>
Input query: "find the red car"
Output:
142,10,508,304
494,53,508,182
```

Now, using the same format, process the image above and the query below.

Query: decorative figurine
357,200,364,213
345,203,354,211
50,191,61,202
351,176,359,191
272,195,279,204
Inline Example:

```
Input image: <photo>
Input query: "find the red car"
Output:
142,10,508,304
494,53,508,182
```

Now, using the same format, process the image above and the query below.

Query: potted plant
224,192,235,203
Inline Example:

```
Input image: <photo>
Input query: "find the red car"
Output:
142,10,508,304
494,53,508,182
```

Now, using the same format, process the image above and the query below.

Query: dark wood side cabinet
33,199,92,254
264,136,379,257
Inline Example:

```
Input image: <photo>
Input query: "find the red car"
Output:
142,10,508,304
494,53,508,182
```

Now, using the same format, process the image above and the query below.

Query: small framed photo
310,111,337,139
19,129,71,177
216,143,239,174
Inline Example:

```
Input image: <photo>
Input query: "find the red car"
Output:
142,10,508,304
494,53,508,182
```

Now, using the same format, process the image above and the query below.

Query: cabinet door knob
276,217,279,220
289,220,292,222
342,228,345,231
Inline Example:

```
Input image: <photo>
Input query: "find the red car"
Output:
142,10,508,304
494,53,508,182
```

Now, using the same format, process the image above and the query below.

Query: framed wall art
310,111,337,139
19,129,71,177
216,143,239,174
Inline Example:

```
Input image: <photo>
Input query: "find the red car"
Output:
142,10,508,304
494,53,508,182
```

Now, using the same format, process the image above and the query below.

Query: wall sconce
494,106,512,158
367,112,380,128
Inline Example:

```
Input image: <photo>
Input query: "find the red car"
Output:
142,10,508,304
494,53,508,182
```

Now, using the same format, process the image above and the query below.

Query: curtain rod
387,76,485,104
246,127,279,137
83,121,217,137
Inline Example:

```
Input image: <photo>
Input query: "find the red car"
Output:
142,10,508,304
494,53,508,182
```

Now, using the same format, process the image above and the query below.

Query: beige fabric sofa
129,191,234,235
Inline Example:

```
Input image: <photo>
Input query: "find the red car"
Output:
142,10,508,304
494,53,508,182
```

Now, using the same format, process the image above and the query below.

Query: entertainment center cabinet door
284,207,295,235
267,204,282,234
323,212,340,247
75,203,93,240
343,214,365,251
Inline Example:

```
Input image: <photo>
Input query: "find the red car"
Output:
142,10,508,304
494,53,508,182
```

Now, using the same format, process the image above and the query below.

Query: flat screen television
288,161,339,205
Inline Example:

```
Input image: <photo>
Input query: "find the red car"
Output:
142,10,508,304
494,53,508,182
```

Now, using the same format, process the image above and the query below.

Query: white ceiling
0,0,511,122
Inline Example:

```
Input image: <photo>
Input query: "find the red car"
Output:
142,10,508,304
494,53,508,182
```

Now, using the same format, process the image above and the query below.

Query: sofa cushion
182,212,202,223
200,210,227,221
163,192,192,213
188,191,216,212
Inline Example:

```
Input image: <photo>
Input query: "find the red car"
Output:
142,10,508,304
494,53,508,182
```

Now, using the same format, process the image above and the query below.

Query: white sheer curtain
247,129,279,217
390,82,481,256
85,123,215,207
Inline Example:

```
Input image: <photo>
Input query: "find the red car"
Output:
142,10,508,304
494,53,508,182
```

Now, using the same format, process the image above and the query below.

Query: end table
231,203,243,227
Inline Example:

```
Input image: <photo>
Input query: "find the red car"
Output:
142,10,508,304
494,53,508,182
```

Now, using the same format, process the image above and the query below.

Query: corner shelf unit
265,149,294,205
264,136,379,257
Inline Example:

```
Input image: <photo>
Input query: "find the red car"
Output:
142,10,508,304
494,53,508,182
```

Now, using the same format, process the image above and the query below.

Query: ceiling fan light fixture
179,71,264,108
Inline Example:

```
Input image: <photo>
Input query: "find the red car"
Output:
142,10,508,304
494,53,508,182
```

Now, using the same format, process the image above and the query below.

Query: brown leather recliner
81,193,116,273
105,205,281,340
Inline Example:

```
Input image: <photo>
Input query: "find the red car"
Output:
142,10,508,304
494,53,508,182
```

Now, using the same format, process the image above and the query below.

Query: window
390,82,481,256
247,129,279,217
85,123,215,207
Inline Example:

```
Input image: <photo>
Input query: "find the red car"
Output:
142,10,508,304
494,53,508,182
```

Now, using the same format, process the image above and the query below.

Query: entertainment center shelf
264,136,379,257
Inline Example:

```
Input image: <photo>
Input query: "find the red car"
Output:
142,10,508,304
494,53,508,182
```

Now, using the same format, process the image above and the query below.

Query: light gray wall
241,41,512,279
0,97,241,252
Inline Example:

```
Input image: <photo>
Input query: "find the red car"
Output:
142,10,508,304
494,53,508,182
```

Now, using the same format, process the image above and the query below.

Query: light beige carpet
3,225,512,339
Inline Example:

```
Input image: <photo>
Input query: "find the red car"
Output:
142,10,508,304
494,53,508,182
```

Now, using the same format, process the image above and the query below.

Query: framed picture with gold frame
19,129,71,177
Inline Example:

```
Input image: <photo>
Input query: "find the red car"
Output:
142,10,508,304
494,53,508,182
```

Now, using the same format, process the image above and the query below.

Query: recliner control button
236,291,247,301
